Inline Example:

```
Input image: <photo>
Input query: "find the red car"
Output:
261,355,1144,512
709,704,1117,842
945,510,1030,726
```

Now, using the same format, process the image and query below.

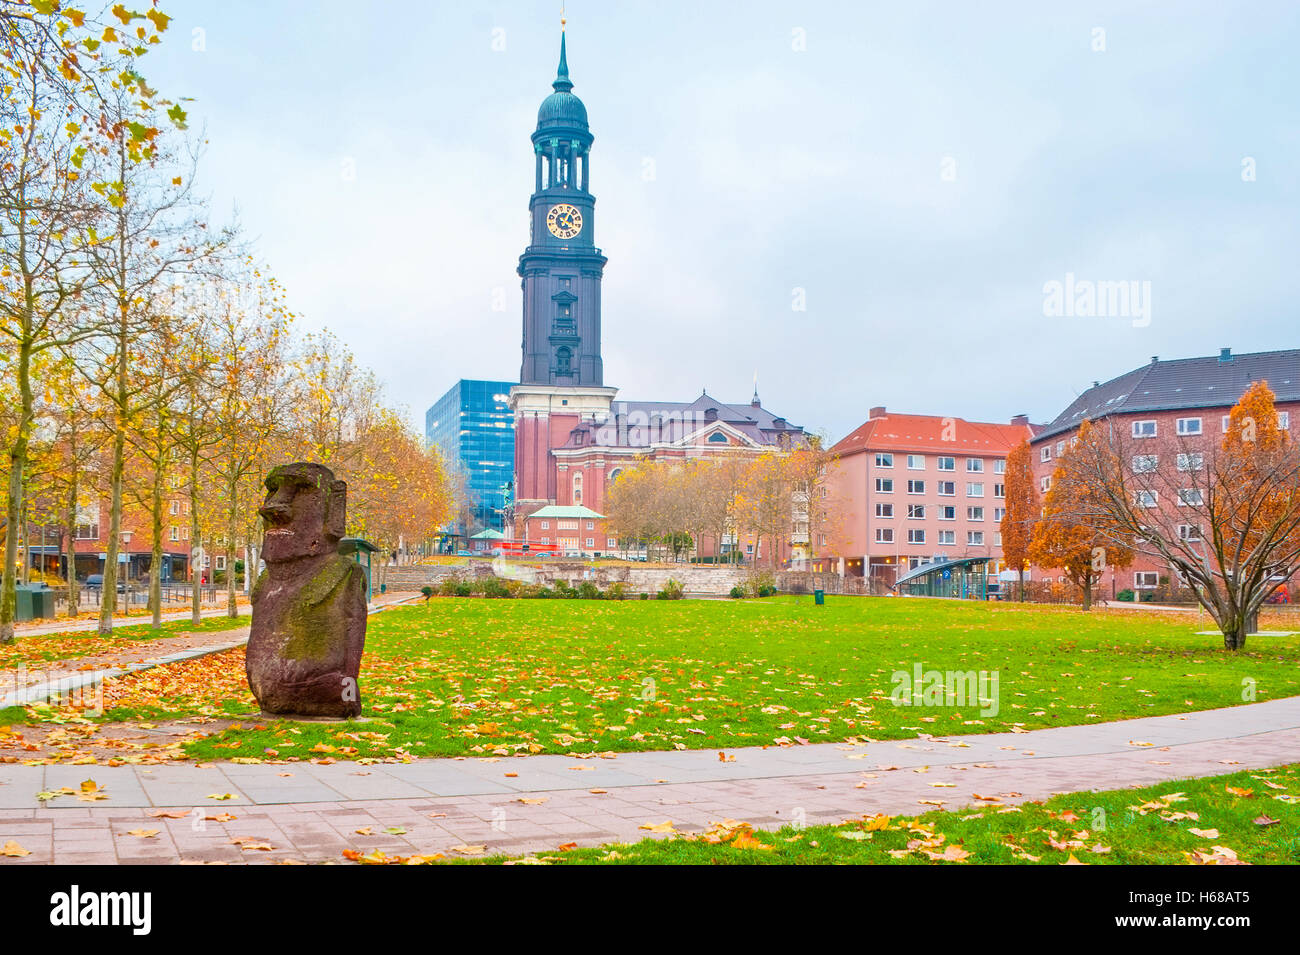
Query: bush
420,585,435,602
757,584,777,598
639,592,649,600
481,577,510,599
577,580,602,600
729,586,745,599
453,580,474,597
657,578,684,600
746,571,776,599
606,582,628,601
1116,589,1135,603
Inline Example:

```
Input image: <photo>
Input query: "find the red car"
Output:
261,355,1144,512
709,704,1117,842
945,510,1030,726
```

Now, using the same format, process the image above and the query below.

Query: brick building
1030,347,1299,598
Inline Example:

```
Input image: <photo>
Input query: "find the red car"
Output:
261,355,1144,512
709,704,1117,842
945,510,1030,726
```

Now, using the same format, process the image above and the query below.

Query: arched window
572,471,583,504
607,468,622,488
556,347,572,375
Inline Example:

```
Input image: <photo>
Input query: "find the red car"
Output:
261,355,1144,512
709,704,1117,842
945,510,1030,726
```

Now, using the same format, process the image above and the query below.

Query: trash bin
13,584,35,622
32,585,56,619
814,589,825,606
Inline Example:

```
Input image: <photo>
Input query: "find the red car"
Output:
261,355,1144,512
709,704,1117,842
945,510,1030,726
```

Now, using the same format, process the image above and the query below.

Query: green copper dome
536,32,588,131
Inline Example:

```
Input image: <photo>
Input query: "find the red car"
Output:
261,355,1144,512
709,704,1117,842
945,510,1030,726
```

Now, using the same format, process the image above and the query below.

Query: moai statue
247,463,366,718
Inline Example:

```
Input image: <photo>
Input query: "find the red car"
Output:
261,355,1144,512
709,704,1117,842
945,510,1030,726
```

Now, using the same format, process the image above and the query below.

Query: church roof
526,504,606,520
556,391,806,450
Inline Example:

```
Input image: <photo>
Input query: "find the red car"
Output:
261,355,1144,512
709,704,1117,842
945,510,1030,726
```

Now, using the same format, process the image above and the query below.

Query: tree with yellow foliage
999,438,1039,601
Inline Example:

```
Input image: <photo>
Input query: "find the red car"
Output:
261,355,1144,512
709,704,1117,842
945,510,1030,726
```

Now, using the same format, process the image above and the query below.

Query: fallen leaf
1,841,31,857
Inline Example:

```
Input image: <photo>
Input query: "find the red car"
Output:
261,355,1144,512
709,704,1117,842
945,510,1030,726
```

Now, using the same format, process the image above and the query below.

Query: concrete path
12,605,249,638
2,696,1297,864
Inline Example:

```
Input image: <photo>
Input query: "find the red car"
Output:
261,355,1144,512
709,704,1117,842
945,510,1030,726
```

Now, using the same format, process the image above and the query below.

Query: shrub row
420,576,688,601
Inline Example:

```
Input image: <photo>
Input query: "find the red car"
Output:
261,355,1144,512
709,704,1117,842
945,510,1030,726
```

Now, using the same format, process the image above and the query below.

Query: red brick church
508,31,805,538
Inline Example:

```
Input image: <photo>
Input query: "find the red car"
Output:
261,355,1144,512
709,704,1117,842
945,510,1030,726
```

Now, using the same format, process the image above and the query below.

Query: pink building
815,407,1037,585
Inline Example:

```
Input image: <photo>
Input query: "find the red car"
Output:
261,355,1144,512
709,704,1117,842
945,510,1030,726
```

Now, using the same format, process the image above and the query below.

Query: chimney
869,406,886,419
1010,414,1029,427
1150,355,1159,364
1219,347,1233,363
772,418,786,430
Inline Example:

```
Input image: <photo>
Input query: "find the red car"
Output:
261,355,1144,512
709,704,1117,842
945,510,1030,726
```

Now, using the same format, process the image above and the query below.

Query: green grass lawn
437,764,1299,866
164,595,1300,762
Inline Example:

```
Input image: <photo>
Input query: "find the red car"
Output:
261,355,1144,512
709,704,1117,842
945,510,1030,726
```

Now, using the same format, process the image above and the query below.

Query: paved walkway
12,605,249,638
1,696,1297,863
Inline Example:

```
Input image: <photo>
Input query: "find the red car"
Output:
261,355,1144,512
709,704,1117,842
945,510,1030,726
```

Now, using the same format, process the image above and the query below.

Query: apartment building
1031,347,1299,597
816,408,1036,584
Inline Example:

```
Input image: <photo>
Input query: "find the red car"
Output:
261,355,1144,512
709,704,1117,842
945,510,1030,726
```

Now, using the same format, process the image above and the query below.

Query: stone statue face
259,463,346,563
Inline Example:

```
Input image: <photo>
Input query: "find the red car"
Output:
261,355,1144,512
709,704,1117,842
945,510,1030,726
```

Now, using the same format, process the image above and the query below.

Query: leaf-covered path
1,695,1297,864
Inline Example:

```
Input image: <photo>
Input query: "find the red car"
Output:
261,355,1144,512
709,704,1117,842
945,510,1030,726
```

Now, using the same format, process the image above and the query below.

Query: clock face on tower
546,203,583,239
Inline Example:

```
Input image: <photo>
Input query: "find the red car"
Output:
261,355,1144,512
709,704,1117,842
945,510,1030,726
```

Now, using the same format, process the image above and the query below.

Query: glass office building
425,380,516,535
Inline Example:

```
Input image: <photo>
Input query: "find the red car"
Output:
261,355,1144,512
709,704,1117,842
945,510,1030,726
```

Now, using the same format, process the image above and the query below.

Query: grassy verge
429,764,1299,865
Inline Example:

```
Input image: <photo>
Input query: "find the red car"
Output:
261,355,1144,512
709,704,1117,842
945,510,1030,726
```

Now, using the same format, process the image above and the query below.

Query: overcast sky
146,1,1299,442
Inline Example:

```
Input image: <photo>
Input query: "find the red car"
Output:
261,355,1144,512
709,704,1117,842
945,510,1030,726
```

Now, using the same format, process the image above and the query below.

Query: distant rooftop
832,409,1035,457
1036,347,1300,441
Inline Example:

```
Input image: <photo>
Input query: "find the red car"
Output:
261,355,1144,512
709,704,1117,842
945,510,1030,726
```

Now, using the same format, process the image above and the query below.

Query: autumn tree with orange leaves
1028,420,1135,611
1044,383,1300,649
999,438,1039,601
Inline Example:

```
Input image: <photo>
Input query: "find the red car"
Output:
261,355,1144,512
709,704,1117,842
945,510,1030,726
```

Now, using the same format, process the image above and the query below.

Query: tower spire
553,16,573,92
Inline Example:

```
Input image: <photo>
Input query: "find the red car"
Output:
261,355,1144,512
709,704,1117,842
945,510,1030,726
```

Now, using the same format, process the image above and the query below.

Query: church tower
510,27,617,519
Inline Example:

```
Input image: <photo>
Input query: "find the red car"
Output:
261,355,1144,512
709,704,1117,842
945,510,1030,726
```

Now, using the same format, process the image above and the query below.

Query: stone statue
247,463,367,718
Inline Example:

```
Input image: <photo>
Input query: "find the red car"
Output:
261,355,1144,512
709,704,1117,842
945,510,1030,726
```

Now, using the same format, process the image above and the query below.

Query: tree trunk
226,475,238,618
1081,575,1093,612
1223,624,1247,651
1245,611,1259,637
189,447,202,625
65,471,79,618
1017,569,1025,602
149,462,164,632
98,427,126,635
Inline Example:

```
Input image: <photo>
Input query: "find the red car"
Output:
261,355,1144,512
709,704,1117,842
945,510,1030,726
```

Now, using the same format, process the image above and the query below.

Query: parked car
83,574,126,593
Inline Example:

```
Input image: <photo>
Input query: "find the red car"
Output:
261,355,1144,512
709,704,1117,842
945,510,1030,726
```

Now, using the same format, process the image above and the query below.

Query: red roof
832,411,1035,457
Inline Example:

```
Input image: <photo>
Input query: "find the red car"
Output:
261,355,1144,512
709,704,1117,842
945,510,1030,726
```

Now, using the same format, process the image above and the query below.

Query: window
541,537,551,545
938,505,956,520
1176,417,1202,436
875,478,894,493
1222,415,1231,432
994,483,1005,498
907,529,926,545
1055,441,1066,457
875,453,894,468
586,537,595,548
907,504,926,519
937,456,956,471
1178,488,1203,506
938,530,955,545
1176,453,1204,472
993,459,1006,475
541,520,550,529
937,481,956,496
967,482,984,497
875,503,894,518
75,524,98,540
876,528,894,544
607,538,618,548
586,520,595,530
169,526,179,541
994,507,1006,522
1132,419,1157,438
707,432,728,443
907,454,926,470
215,555,226,571
1040,446,1052,462
572,472,582,504
967,531,985,546
1281,412,1291,430
1040,476,1051,492
555,346,572,375
907,480,925,494
967,506,984,521
1132,454,1158,474
966,458,983,472
1177,524,1202,542
169,500,179,516
1136,490,1158,508
1134,572,1158,589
